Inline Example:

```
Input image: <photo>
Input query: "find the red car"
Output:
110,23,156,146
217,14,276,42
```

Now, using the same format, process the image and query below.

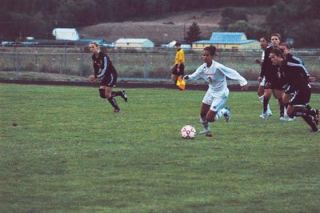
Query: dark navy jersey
260,45,279,83
280,61,310,92
92,51,117,80
286,53,304,65
286,53,309,78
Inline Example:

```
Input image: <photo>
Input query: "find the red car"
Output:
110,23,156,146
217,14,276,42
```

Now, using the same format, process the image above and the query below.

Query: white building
52,28,80,41
114,38,154,49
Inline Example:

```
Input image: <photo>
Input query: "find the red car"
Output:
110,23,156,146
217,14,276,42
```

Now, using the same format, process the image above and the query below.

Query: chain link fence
0,46,319,83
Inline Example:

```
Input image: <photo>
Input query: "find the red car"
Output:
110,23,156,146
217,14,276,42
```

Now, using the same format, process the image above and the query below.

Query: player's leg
171,65,178,83
101,74,120,112
282,92,295,120
258,78,272,115
104,86,120,112
273,89,286,120
261,87,272,119
107,73,128,102
199,103,211,134
293,105,318,132
207,95,229,122
290,89,318,132
199,90,213,136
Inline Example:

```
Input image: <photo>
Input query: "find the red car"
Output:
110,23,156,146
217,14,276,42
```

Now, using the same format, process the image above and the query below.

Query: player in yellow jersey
171,42,185,89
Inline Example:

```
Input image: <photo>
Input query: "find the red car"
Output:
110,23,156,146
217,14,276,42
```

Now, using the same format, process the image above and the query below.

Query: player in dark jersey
89,42,127,112
260,33,286,120
256,36,272,117
270,47,319,132
278,42,315,120
279,42,317,83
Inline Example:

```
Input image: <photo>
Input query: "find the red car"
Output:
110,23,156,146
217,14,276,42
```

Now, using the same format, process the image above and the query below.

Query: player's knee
292,105,307,116
99,89,106,98
206,112,216,122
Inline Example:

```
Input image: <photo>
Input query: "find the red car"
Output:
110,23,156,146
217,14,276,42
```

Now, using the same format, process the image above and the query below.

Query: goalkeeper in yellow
171,41,185,90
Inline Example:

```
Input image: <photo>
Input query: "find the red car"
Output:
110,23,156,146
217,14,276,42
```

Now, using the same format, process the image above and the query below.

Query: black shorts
100,72,117,87
171,64,185,76
289,87,311,105
264,79,285,90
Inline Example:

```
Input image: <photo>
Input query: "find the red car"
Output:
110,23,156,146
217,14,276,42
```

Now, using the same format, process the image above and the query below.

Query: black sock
279,99,284,117
263,97,269,113
111,91,122,97
302,115,318,131
107,97,120,110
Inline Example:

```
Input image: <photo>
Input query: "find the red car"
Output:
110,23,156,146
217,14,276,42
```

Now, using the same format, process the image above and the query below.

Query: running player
183,46,248,137
256,36,272,117
279,42,311,120
270,47,319,132
260,33,285,120
88,42,127,112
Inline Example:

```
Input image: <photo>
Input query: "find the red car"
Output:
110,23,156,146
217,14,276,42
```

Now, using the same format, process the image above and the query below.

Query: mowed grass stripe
0,84,319,212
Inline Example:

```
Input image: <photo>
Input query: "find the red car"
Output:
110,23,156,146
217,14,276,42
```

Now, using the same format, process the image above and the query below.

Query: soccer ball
180,125,196,139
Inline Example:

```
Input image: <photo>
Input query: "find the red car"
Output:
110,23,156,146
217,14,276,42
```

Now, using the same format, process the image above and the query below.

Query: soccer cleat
205,132,213,137
120,90,128,102
223,107,231,122
266,108,272,116
286,116,296,122
199,129,210,135
279,116,287,121
260,111,272,119
114,108,120,113
310,128,319,133
198,129,213,137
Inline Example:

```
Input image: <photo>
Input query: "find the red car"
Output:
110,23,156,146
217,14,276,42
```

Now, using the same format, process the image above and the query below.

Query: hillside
79,8,266,44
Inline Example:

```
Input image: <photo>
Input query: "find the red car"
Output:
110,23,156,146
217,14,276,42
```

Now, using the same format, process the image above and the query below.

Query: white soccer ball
180,125,196,139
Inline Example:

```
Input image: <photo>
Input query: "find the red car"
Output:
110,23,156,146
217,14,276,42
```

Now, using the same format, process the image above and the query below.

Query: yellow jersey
174,48,185,65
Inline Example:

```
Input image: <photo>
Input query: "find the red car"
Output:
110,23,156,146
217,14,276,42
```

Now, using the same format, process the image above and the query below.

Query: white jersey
188,60,247,97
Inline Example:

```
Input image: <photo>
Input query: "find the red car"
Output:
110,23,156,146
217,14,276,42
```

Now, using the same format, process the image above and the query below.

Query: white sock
215,108,226,120
284,106,288,117
258,95,264,103
199,117,209,131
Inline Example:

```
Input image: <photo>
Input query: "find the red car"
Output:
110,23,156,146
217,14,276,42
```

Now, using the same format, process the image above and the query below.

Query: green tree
186,22,201,44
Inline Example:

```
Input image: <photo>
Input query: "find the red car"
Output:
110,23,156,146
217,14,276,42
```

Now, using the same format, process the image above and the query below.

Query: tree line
0,0,319,47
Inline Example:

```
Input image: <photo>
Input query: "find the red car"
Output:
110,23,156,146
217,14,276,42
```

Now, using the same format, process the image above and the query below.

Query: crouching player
269,47,319,132
183,46,248,137
88,42,127,112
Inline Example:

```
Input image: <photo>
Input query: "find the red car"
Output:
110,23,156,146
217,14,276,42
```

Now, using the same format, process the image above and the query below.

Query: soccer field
1,84,320,212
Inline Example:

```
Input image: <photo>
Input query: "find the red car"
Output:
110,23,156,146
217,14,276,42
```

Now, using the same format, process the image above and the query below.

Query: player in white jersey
184,46,248,137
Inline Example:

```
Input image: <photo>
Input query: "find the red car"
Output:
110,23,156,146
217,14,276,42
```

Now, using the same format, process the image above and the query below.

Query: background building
192,32,259,50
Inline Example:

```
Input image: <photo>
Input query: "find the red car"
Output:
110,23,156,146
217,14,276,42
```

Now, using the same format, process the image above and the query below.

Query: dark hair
89,42,99,47
270,47,285,58
279,42,291,49
204,45,216,56
260,36,268,42
271,33,281,41
175,41,181,46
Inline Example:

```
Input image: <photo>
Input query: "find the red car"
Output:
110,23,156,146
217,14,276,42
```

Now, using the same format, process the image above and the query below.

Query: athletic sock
263,96,269,113
279,99,284,117
302,115,318,132
199,117,209,131
107,97,120,110
111,91,122,97
258,95,264,103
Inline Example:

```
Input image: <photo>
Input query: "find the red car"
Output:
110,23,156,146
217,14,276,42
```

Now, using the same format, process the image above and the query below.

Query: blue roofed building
192,32,259,50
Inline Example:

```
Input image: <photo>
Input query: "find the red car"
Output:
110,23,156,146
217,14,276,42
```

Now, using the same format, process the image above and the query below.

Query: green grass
1,84,320,213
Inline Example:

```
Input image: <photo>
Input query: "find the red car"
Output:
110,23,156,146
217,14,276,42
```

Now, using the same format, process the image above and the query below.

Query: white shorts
202,90,228,112
259,77,266,87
